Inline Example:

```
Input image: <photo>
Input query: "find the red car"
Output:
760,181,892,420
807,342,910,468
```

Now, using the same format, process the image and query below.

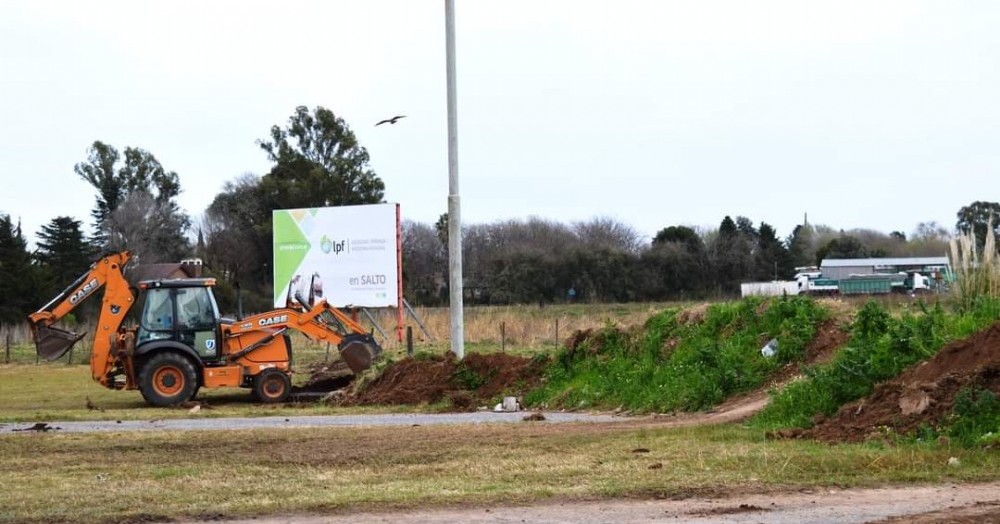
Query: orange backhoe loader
28,251,381,406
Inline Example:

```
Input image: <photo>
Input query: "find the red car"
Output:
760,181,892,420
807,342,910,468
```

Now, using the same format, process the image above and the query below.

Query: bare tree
104,191,189,263
402,220,447,304
572,216,644,254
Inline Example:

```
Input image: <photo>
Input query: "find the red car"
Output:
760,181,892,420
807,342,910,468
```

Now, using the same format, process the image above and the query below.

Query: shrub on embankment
526,296,827,413
753,297,1000,433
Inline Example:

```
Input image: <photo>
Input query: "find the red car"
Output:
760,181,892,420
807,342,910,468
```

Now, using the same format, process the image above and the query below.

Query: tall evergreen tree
36,216,93,281
0,214,41,323
754,222,793,280
786,224,816,268
712,216,753,293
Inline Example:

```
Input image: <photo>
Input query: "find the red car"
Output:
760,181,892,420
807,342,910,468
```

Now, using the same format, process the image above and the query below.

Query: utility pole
445,0,464,359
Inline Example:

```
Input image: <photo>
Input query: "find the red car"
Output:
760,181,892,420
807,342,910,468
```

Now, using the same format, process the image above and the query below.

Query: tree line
2,105,998,322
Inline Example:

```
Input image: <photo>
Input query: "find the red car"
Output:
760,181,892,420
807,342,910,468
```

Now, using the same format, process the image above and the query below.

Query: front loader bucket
338,335,382,375
34,325,86,361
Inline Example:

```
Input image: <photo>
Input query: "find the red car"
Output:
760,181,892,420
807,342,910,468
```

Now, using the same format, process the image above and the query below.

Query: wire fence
2,302,672,365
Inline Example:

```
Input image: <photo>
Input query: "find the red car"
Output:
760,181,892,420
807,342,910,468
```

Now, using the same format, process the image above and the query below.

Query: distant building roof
129,260,204,283
821,257,950,268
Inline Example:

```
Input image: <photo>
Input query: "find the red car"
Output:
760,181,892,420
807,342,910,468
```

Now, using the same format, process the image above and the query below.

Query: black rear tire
252,368,291,403
139,352,198,407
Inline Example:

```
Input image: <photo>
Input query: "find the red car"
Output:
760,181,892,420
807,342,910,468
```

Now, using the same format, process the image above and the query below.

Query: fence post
501,321,506,352
555,319,559,348
406,326,413,356
5,332,10,364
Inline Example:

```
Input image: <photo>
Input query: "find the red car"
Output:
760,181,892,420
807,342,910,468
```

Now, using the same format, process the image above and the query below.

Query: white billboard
273,203,400,308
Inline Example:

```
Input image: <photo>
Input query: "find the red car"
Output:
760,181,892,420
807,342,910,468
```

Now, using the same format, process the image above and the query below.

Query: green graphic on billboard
272,210,311,301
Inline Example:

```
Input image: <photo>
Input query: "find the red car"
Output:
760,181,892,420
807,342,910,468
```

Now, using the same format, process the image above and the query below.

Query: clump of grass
945,387,1000,447
452,362,491,390
527,296,827,413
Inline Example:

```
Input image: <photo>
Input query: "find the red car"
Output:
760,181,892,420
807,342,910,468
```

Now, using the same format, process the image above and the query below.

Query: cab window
176,288,216,330
142,288,174,331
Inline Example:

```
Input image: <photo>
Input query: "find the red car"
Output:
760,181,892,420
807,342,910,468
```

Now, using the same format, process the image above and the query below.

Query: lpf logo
320,235,346,255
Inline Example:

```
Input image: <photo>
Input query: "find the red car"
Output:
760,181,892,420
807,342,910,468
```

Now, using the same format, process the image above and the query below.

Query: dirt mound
341,353,548,410
797,320,1000,443
295,361,356,393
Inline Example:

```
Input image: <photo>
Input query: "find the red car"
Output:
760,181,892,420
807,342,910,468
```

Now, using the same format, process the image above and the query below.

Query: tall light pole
445,0,464,359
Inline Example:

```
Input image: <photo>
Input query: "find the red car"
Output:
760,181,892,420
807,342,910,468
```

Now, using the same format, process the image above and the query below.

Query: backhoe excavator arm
28,251,137,386
226,299,381,373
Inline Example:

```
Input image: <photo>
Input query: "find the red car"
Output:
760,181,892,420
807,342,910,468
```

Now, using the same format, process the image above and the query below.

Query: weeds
452,362,491,390
946,387,1000,447
528,296,826,413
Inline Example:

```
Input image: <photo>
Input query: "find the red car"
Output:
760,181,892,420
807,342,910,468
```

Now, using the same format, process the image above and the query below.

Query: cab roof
138,278,216,289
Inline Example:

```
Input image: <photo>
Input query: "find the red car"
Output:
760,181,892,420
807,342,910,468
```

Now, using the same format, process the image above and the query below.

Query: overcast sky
2,1,998,247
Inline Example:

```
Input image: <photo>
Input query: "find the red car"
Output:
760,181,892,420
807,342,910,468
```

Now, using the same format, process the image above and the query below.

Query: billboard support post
396,203,404,342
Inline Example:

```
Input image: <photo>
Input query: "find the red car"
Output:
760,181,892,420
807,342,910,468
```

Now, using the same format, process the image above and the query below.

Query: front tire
252,369,291,403
139,352,198,407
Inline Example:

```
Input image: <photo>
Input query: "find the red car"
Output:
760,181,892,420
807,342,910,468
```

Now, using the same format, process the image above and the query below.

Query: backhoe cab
28,251,381,407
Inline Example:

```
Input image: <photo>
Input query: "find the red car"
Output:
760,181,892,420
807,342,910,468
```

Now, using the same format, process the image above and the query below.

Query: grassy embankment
2,422,999,524
527,294,1000,446
527,296,828,412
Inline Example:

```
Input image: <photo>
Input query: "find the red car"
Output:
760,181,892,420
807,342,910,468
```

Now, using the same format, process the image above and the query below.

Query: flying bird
376,115,406,126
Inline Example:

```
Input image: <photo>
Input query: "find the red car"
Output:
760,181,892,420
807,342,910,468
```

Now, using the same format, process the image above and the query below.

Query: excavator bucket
338,334,382,375
34,325,87,361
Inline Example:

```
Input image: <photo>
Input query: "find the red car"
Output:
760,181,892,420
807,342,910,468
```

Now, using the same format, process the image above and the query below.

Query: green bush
527,295,827,413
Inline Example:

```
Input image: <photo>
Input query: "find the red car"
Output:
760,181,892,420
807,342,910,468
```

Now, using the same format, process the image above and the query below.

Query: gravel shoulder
0,411,621,434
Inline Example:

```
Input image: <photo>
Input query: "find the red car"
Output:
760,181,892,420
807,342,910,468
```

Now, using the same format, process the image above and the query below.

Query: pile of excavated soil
295,360,356,393
340,353,548,411
793,320,1000,443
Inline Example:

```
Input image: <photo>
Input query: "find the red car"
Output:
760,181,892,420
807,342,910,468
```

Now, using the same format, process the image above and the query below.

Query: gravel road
0,411,621,434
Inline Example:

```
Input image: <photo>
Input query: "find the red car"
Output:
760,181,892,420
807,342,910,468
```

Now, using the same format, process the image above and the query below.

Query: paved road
0,411,621,434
